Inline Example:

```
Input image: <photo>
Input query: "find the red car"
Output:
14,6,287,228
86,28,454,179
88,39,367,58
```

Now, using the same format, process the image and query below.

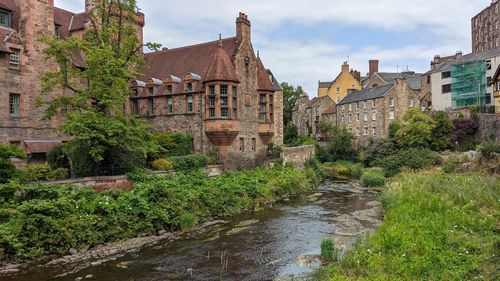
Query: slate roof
267,69,283,91
54,7,75,38
426,48,500,75
337,83,394,105
142,37,237,93
376,71,422,90
307,96,330,108
318,81,332,88
322,105,337,115
257,57,275,92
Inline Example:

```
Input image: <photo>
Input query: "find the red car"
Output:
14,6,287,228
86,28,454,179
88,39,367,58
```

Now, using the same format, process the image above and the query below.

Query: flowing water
7,181,381,281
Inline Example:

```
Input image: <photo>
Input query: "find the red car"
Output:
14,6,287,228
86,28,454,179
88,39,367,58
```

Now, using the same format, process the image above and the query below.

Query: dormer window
167,85,173,94
186,83,193,92
0,10,11,28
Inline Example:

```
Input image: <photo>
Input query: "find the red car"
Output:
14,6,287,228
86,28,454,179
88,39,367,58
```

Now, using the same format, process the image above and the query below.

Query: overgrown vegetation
322,161,363,181
361,169,386,187
0,165,320,262
155,132,193,158
321,239,339,263
0,145,26,184
315,171,500,281
371,148,441,177
317,127,357,163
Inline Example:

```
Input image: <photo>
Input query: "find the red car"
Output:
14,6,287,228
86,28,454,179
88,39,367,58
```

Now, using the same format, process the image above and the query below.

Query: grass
315,170,500,281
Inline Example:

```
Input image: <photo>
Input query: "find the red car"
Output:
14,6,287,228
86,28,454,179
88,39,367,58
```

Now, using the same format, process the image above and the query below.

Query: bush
322,161,363,180
151,158,174,171
361,139,399,167
361,171,386,187
156,132,193,157
284,124,299,145
170,155,208,172
305,157,324,179
0,144,26,184
46,145,70,169
321,239,339,263
48,168,69,180
17,163,53,183
430,112,454,151
205,150,222,165
394,108,436,148
442,155,459,174
451,117,479,151
477,139,500,160
373,148,441,177
317,127,357,163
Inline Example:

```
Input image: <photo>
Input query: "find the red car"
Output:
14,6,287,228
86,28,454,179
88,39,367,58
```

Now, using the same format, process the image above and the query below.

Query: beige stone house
336,79,421,144
292,95,336,137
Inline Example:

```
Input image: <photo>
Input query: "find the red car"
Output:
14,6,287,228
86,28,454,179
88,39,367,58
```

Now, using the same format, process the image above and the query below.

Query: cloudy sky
55,0,488,95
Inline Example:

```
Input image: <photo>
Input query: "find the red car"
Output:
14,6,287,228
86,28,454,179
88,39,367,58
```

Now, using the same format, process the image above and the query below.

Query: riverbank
314,170,500,280
0,165,321,273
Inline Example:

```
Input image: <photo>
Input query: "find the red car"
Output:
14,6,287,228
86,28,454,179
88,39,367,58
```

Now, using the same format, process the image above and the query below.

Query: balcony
205,119,240,146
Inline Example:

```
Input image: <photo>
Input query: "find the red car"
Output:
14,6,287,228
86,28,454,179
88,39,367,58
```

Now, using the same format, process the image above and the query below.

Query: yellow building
318,62,362,103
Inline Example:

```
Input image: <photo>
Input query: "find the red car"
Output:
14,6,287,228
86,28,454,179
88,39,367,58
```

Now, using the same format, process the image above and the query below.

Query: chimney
341,61,349,73
455,51,463,58
369,60,379,77
236,12,251,44
350,69,361,82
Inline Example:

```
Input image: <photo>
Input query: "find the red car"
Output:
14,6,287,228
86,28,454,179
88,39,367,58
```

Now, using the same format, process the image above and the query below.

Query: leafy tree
281,82,305,126
451,117,480,151
0,144,26,183
394,108,436,148
155,132,193,157
430,112,454,151
38,0,160,176
284,123,299,145
317,127,357,162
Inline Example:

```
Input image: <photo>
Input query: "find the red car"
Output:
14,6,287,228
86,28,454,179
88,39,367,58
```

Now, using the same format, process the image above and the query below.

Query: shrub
321,239,339,263
305,157,324,179
156,132,193,157
361,139,399,167
284,124,299,145
0,144,26,184
394,108,436,148
170,155,208,171
322,161,363,180
442,155,459,174
205,150,222,165
373,148,441,177
267,142,283,160
17,163,53,183
450,117,479,151
151,158,174,171
477,139,500,160
430,112,454,151
46,145,70,169
361,171,386,187
317,127,357,162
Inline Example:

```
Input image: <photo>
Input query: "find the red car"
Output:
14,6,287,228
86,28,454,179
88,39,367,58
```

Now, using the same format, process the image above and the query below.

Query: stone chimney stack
341,61,349,73
236,12,251,44
369,60,379,77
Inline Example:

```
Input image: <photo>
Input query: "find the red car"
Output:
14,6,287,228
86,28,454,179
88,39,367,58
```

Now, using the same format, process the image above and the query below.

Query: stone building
472,0,500,54
318,62,361,103
336,79,421,144
361,60,422,90
0,1,282,168
292,94,336,137
129,13,283,168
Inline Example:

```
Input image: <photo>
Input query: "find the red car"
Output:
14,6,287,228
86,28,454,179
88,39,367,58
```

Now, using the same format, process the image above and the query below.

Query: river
7,180,381,281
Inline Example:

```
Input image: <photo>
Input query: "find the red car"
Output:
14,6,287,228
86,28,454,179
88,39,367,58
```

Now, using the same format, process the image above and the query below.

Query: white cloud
54,0,490,94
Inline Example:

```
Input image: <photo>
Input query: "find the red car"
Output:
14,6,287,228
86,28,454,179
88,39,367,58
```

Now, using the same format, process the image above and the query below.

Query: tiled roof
319,81,332,88
205,40,239,83
427,48,500,75
142,37,238,93
54,7,75,38
376,72,422,90
322,105,337,115
69,12,89,32
337,83,394,105
257,57,275,92
308,96,330,108
267,69,283,91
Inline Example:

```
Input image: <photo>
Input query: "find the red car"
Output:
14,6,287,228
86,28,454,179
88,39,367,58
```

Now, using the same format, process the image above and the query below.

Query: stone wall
478,113,500,141
281,144,316,168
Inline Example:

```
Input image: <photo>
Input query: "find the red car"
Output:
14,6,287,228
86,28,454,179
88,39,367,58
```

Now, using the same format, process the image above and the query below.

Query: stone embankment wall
478,113,500,142
281,145,316,168
40,165,225,191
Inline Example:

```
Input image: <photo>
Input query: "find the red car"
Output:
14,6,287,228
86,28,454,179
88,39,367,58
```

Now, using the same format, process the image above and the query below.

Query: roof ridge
144,37,237,57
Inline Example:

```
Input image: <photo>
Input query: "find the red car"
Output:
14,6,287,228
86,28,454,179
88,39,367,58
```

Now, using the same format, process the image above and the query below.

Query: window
232,86,237,97
208,96,215,107
341,105,345,112
442,84,452,94
389,98,395,107
486,60,492,70
364,101,368,109
348,104,352,112
220,85,228,95
167,97,173,114
259,94,267,122
372,112,377,121
209,108,216,118
9,49,20,69
148,98,154,116
372,127,377,136
186,83,193,93
221,108,228,118
55,25,61,38
9,94,20,117
487,76,492,85
0,10,11,28
341,116,345,123
441,71,451,79
364,113,368,122
131,100,139,115
167,85,173,94
187,95,193,113
251,138,256,151
348,114,352,123
409,99,414,108
355,102,359,111
209,85,215,96
269,94,274,122
356,113,360,122
389,111,395,120
371,100,376,109
363,127,368,136
427,75,431,84
336,87,340,93
239,138,245,152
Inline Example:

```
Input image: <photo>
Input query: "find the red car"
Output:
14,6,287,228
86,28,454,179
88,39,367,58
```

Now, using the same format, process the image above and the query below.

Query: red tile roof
0,28,12,53
54,7,75,38
257,57,274,92
205,40,239,83
69,12,89,32
142,37,238,93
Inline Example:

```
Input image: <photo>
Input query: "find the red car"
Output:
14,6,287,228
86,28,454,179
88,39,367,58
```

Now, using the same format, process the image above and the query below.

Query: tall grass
315,171,500,280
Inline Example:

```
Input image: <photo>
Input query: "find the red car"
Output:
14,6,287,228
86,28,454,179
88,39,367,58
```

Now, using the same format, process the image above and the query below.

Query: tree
284,123,299,145
0,144,26,183
39,0,160,175
281,82,305,126
394,108,436,148
317,126,357,162
430,112,454,151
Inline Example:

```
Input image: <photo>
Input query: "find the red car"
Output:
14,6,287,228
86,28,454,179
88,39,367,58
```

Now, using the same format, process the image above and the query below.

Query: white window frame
363,127,368,136
9,49,20,69
389,98,395,107
409,99,414,108
364,113,368,122
9,93,20,117
348,104,352,112
372,112,377,121
0,10,11,28
371,99,376,109
389,111,395,120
